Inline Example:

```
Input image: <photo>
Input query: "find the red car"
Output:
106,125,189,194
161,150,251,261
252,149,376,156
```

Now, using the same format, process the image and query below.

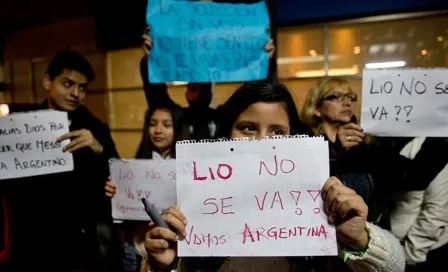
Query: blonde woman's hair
301,78,353,135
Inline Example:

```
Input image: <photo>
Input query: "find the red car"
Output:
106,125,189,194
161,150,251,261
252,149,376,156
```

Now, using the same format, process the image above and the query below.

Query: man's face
43,69,89,111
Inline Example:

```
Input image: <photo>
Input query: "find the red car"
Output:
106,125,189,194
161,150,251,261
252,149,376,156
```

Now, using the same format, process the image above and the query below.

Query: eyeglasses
322,92,357,103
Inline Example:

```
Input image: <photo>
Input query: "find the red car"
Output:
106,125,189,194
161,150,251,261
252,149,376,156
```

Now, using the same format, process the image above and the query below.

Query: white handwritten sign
0,110,73,180
361,68,448,136
176,137,337,257
110,159,177,221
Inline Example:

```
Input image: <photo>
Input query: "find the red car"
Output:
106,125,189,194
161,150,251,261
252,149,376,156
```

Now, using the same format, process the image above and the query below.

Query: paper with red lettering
0,110,73,180
176,136,337,257
110,159,177,221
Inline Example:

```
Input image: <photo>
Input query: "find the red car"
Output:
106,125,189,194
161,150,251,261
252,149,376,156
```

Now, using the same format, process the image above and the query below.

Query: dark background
1,0,446,50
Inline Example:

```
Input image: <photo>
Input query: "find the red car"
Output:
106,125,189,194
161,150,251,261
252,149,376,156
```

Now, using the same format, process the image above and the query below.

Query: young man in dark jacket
2,50,121,272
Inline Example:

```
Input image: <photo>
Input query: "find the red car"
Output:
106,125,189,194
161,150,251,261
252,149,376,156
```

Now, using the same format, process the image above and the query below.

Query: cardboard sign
176,137,337,257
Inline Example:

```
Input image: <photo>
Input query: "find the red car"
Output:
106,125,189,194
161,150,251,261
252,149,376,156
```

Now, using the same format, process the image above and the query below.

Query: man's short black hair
46,49,95,82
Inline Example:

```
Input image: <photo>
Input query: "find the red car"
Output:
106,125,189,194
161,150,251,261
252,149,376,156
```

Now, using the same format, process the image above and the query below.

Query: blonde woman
301,78,390,224
301,78,364,148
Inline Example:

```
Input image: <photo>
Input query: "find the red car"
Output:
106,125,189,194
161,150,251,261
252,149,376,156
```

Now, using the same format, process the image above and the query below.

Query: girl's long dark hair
135,104,189,159
184,82,313,271
216,81,313,138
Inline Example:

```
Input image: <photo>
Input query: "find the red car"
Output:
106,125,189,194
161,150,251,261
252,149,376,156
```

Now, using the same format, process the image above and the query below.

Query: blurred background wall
0,0,447,158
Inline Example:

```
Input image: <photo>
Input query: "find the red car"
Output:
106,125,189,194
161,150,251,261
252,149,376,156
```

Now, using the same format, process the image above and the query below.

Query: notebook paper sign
361,68,448,136
146,0,270,83
0,110,73,180
176,137,337,257
110,159,176,221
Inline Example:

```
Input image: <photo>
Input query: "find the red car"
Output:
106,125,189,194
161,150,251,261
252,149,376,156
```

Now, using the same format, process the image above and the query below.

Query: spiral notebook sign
176,136,338,257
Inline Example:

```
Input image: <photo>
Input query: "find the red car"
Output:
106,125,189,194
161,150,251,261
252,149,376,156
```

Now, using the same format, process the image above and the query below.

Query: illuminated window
277,13,448,79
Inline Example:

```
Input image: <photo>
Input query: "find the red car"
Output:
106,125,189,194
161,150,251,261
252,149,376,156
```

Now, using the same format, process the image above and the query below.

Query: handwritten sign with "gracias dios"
176,137,337,257
0,110,73,180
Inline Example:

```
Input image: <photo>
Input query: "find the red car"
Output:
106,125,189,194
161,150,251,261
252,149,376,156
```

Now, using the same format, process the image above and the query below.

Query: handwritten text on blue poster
146,0,270,83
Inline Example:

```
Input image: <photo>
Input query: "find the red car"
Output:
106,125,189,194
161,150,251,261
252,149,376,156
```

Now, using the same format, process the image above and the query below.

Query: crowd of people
0,16,447,272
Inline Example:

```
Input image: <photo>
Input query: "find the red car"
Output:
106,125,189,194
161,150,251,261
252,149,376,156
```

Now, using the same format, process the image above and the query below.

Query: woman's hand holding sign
322,177,369,251
264,38,275,59
144,176,369,269
142,26,152,55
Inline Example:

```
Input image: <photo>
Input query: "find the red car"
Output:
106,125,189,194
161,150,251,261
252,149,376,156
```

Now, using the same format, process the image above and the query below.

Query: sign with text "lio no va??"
361,68,448,137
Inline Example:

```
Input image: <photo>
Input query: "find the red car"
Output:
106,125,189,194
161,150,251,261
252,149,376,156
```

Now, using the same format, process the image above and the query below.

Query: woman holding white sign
105,103,188,271
105,103,188,195
141,82,405,272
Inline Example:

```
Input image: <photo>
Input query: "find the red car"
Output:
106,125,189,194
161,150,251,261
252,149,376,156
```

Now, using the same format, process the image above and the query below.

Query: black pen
141,198,170,229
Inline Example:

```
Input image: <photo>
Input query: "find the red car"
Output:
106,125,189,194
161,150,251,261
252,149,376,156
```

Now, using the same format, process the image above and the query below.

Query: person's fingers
146,226,177,254
163,207,187,224
264,39,274,50
322,176,342,200
105,183,116,194
150,226,178,242
323,179,355,214
161,207,187,236
340,129,365,140
339,136,364,147
328,193,355,222
340,122,362,131
350,135,364,143
142,34,152,44
264,39,275,59
142,36,153,55
64,140,89,153
105,186,115,194
337,196,367,219
145,236,170,254
162,213,186,237
57,130,81,142
62,136,82,152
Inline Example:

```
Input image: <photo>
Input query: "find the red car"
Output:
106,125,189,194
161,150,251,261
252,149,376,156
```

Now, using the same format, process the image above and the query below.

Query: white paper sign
361,68,448,136
176,137,337,257
110,159,177,221
0,110,73,180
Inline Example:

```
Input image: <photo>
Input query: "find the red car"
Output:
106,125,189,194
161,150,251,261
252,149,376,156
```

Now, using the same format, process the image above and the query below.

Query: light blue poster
146,0,270,83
